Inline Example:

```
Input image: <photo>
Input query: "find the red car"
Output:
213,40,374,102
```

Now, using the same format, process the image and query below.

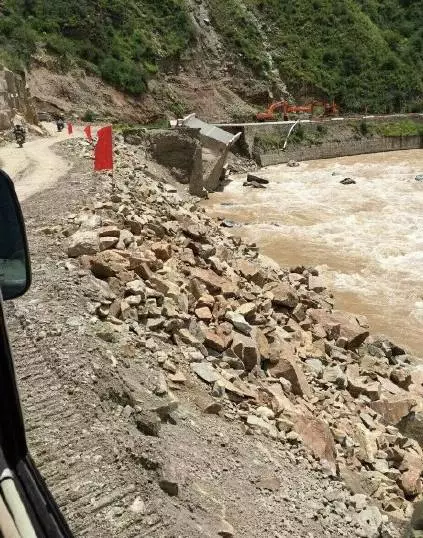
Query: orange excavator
256,101,339,122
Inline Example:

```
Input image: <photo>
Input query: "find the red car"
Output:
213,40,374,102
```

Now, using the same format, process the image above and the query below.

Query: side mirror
0,170,31,300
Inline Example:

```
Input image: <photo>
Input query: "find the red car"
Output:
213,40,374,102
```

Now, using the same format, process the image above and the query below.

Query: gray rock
67,230,99,257
415,174,423,182
225,311,252,335
350,493,368,512
340,178,356,185
134,410,161,437
159,463,180,496
246,173,269,185
191,362,220,384
305,358,324,377
356,505,383,537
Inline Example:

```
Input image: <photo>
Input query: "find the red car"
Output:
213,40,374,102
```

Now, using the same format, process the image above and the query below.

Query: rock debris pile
64,137,423,537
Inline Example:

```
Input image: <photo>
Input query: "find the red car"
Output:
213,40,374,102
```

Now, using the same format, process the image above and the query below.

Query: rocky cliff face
0,66,37,130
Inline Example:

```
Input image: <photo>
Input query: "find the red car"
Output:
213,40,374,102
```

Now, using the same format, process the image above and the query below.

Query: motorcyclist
56,114,65,132
13,124,26,147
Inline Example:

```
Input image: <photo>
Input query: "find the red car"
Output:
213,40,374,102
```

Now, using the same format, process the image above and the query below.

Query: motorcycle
56,119,65,132
14,128,25,148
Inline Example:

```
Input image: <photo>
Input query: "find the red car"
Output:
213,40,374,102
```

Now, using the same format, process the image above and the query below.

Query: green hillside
1,0,423,113
0,0,194,94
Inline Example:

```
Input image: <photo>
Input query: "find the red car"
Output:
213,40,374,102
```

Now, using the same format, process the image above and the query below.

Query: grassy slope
1,0,423,113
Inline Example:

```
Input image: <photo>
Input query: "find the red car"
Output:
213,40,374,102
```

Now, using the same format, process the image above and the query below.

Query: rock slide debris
64,135,423,533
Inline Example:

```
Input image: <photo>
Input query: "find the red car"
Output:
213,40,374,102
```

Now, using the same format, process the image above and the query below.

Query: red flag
67,122,73,135
94,126,113,171
84,125,93,142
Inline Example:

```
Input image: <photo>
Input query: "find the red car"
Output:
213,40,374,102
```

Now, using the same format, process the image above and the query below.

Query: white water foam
205,149,423,356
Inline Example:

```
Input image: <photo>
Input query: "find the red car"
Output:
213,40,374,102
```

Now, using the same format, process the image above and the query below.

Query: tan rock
126,279,146,296
195,306,213,322
269,357,312,398
98,225,121,238
225,311,252,335
268,338,297,366
370,395,418,425
267,384,296,415
151,241,172,261
308,309,340,340
308,309,369,349
90,250,130,278
190,267,229,295
292,414,337,474
202,326,233,352
150,276,180,299
176,329,202,347
231,332,260,371
236,302,257,320
197,294,215,309
334,310,369,349
271,282,299,309
399,451,423,496
308,275,326,293
234,259,267,287
347,375,382,401
353,423,378,463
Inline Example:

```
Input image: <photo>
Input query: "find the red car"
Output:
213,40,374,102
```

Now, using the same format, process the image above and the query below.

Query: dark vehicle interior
0,170,72,537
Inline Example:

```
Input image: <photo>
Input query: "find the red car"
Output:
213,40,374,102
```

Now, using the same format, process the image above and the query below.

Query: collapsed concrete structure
0,66,38,130
175,114,241,197
123,115,240,198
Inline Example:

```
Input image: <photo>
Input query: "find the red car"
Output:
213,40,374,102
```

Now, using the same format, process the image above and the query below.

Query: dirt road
0,124,72,201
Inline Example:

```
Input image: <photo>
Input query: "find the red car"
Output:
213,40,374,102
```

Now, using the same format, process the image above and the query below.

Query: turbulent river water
204,149,423,358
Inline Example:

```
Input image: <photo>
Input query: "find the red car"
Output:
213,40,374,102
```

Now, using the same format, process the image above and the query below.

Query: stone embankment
222,115,423,166
64,135,423,537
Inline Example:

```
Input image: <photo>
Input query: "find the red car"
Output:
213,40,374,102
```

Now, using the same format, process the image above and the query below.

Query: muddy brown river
204,150,423,357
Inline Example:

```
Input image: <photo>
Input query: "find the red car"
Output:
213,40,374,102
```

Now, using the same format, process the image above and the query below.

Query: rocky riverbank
58,135,423,537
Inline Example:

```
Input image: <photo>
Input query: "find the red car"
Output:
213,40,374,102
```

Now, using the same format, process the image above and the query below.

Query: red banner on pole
84,125,93,142
94,126,113,171
67,123,73,135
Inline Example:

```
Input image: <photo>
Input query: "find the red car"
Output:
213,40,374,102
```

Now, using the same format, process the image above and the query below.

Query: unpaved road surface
0,124,71,201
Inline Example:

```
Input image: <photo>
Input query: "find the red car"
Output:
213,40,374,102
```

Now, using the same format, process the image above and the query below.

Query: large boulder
370,395,418,425
308,309,369,350
67,230,99,257
400,451,423,497
292,414,337,475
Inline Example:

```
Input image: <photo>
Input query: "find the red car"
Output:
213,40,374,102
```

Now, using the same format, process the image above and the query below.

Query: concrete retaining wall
257,135,423,166
220,116,423,166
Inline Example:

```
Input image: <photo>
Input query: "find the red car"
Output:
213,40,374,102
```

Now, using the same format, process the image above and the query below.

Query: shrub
82,109,95,122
